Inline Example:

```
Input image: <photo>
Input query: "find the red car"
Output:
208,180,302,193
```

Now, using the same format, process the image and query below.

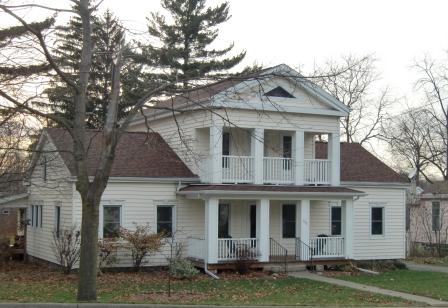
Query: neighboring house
409,181,448,248
0,177,28,245
25,64,409,270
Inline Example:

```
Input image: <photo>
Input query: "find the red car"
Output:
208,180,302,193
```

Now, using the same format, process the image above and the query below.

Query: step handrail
269,237,288,272
295,237,313,266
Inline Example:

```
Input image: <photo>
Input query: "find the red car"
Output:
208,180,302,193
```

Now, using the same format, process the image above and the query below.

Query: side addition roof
45,128,198,179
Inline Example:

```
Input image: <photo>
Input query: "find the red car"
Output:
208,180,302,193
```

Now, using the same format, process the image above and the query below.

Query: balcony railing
304,159,331,184
263,157,294,184
222,155,254,183
219,156,331,185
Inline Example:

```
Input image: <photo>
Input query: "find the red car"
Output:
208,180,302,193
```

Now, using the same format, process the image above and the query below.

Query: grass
0,262,416,306
337,269,448,301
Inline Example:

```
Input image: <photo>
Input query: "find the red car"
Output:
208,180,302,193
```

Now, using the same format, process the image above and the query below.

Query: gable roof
316,142,408,183
45,128,197,179
133,64,349,123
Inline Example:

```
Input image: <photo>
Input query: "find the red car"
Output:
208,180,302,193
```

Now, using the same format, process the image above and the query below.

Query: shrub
234,244,257,275
98,239,119,274
169,258,199,279
120,223,166,271
51,225,81,274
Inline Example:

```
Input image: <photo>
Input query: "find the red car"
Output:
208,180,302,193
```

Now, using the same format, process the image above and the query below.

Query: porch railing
263,157,294,184
217,238,259,261
187,237,205,260
310,236,344,258
304,159,331,184
296,236,345,260
222,155,254,183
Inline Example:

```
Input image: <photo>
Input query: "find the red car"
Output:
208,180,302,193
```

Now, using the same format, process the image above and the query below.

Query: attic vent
264,86,295,98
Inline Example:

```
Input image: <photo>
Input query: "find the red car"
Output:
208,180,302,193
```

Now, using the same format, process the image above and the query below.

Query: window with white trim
432,201,441,232
55,206,61,238
371,206,384,235
157,205,174,236
30,205,43,228
282,204,296,238
331,206,342,236
103,205,121,238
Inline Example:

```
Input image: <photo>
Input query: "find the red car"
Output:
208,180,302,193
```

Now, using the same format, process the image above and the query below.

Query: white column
256,199,270,262
300,199,310,260
294,130,305,185
328,132,340,186
344,199,354,259
209,124,223,183
205,198,219,263
251,128,264,184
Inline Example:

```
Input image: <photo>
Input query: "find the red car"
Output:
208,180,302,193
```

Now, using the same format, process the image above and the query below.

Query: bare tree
314,55,390,145
415,56,448,180
381,107,433,185
51,225,81,274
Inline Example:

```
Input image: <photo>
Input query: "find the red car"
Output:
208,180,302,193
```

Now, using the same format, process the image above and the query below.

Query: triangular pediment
264,86,295,98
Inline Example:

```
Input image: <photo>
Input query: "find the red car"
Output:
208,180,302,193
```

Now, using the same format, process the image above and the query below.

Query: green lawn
0,262,415,306
338,270,448,301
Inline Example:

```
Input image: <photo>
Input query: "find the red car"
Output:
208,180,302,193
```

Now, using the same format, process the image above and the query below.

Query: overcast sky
5,0,448,106
101,0,448,107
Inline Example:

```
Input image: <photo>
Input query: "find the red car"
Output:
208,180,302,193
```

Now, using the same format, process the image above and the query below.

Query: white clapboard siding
350,186,406,260
26,136,74,265
71,182,204,267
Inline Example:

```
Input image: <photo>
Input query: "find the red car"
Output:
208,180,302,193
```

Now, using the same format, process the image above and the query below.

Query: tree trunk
77,197,99,301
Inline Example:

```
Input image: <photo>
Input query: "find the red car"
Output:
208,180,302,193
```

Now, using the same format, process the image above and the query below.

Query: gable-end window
55,206,61,238
282,204,296,238
331,206,342,236
38,205,43,228
371,207,384,235
264,86,295,98
103,205,121,238
157,205,173,236
31,205,42,228
432,202,441,232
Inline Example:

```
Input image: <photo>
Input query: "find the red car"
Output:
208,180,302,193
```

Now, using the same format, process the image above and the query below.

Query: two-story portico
129,64,367,267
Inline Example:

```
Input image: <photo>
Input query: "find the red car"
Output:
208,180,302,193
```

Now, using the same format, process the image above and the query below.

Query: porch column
328,132,340,186
209,124,223,183
294,129,305,185
256,199,270,262
205,198,219,263
300,199,310,260
251,128,264,184
344,199,354,259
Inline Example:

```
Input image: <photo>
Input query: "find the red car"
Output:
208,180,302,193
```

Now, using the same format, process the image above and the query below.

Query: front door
250,204,256,238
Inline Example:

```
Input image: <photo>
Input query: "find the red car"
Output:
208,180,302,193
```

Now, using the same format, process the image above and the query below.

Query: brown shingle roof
316,142,408,183
421,181,448,195
46,128,197,178
179,184,363,194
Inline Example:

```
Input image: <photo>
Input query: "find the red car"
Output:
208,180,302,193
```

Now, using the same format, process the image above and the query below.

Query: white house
24,64,409,270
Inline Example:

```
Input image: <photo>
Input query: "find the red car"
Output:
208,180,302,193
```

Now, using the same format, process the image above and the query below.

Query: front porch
178,186,362,267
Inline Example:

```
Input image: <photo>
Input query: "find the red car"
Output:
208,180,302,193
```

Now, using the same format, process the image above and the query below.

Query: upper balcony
204,126,340,186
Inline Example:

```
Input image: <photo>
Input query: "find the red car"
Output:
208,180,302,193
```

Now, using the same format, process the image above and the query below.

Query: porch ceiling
177,184,365,200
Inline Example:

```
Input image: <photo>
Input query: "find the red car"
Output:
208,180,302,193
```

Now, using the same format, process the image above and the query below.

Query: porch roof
178,184,365,199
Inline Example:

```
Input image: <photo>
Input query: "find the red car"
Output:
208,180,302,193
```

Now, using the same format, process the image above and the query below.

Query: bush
169,258,199,279
98,239,119,274
51,225,81,274
120,223,166,271
234,245,257,275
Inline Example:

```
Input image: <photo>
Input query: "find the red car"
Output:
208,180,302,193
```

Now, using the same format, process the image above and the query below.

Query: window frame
156,205,175,237
282,203,296,239
330,205,342,236
101,205,122,239
432,201,441,232
370,205,385,236
54,205,61,238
